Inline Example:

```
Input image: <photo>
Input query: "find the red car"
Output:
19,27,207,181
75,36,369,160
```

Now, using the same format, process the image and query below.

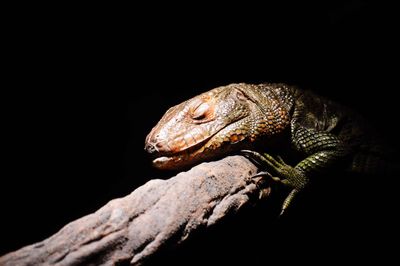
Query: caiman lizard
145,83,396,214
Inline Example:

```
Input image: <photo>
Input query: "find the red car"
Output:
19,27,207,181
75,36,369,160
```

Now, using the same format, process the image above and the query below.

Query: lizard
144,83,396,214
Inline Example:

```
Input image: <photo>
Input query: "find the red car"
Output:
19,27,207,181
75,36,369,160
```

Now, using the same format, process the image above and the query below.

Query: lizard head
144,83,292,170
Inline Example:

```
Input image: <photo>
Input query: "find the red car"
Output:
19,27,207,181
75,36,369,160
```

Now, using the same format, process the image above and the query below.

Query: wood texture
0,156,270,266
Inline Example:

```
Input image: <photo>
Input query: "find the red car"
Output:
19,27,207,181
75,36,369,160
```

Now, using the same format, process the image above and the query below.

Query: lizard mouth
151,132,215,168
150,117,248,169
152,156,180,166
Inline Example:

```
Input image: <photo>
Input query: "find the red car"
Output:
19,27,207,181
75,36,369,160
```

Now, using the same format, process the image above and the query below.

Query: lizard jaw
150,140,209,170
152,155,184,168
150,117,250,170
149,129,217,169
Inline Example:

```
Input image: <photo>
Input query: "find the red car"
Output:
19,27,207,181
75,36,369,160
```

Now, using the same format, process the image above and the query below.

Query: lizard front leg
243,127,348,215
242,150,309,215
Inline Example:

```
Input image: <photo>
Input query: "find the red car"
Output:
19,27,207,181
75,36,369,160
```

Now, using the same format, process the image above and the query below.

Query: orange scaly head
145,83,294,170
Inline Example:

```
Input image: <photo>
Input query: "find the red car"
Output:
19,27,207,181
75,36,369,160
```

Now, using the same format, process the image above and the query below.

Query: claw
241,150,267,167
249,170,283,201
250,170,273,179
259,188,271,200
241,150,282,171
249,171,277,188
247,171,273,200
249,170,282,186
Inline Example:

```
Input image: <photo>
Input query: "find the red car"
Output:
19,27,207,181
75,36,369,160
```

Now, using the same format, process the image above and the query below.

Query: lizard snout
144,132,171,154
144,141,157,154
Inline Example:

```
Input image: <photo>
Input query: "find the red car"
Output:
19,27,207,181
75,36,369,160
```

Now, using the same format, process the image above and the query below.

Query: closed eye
192,102,209,120
190,101,215,123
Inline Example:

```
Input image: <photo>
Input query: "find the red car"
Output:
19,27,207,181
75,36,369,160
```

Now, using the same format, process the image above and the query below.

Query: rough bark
0,155,271,266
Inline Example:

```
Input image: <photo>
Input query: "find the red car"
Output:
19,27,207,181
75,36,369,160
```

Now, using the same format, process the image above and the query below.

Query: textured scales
145,83,396,213
145,83,293,169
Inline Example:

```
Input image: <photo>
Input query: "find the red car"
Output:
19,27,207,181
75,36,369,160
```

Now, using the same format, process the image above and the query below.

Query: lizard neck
236,83,296,139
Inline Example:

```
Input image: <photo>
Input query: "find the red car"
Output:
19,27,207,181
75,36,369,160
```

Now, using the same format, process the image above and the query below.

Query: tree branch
0,155,271,266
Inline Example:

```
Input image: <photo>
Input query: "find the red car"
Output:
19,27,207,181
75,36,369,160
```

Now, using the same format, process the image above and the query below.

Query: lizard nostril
145,142,156,153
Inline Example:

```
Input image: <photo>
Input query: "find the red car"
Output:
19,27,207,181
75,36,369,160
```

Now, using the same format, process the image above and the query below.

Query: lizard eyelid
192,102,210,120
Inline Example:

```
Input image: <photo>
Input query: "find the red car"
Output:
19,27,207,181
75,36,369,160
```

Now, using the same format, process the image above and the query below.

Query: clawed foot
249,171,275,200
241,150,309,215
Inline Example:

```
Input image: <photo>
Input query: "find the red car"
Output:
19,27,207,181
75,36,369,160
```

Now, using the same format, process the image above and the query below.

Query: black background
1,1,398,264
